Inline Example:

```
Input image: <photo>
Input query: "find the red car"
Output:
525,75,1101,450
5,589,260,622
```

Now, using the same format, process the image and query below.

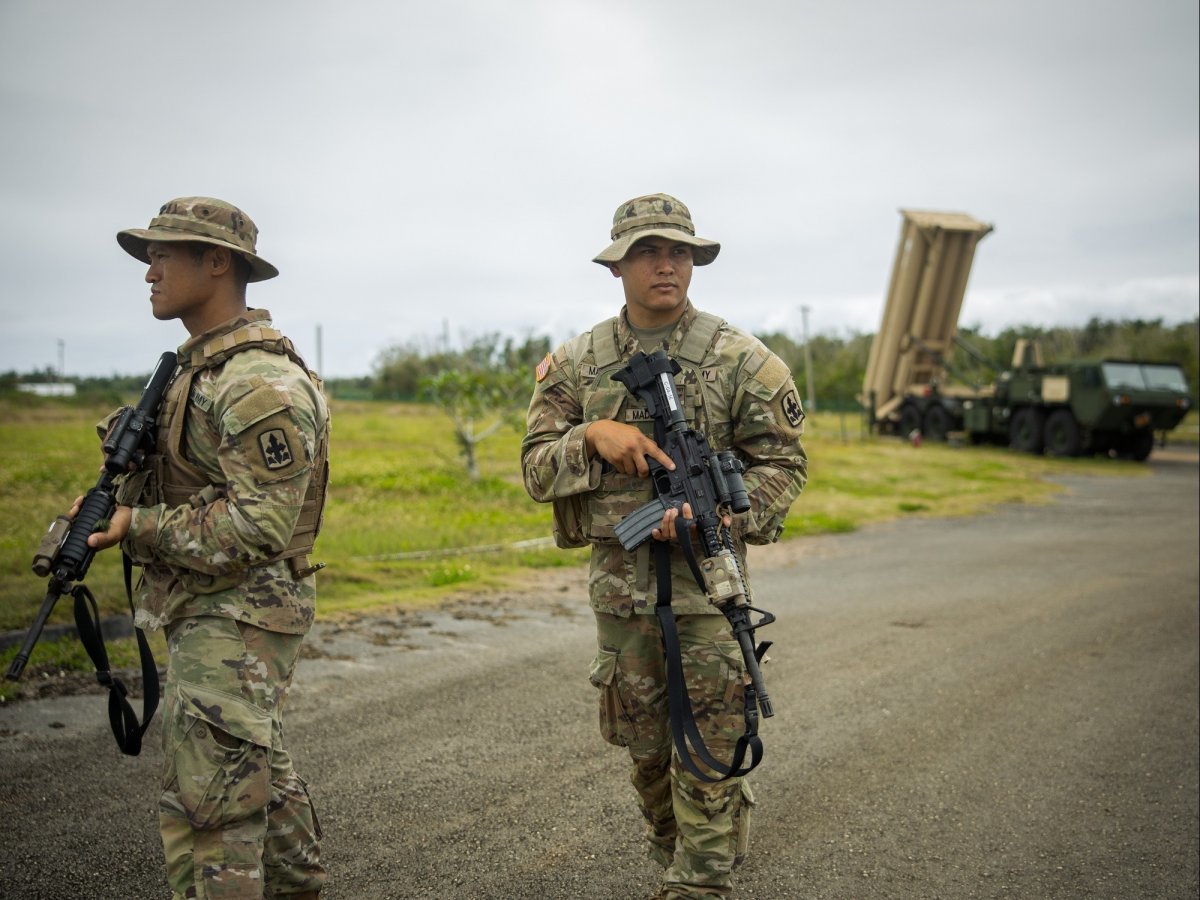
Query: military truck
861,209,1192,460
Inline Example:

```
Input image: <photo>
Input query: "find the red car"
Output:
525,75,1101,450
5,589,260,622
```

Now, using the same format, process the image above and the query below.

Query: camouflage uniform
523,289,807,898
110,198,328,900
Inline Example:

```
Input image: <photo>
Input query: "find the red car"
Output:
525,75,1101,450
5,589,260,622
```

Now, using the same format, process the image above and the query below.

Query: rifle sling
69,554,160,756
654,538,763,783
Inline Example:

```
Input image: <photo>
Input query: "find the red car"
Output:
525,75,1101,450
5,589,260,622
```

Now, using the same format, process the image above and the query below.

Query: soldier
78,197,329,899
522,193,807,898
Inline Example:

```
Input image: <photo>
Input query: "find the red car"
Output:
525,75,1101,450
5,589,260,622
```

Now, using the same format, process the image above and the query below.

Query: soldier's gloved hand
585,419,675,477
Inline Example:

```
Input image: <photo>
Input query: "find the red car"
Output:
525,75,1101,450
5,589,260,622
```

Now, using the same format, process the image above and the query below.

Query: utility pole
800,305,816,412
57,339,65,381
315,324,324,375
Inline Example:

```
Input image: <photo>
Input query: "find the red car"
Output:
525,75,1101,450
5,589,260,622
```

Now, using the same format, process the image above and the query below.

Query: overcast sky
1,0,1196,378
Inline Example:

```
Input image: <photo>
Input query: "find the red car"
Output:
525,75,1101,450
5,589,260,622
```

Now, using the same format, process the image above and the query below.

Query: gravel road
2,449,1197,900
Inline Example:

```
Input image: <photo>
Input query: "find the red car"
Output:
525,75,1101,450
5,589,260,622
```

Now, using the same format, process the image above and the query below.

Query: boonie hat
117,196,278,282
592,193,720,267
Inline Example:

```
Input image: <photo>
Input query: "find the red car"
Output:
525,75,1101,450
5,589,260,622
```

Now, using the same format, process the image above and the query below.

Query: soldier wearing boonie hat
523,193,808,899
87,196,328,899
591,193,721,268
117,196,280,282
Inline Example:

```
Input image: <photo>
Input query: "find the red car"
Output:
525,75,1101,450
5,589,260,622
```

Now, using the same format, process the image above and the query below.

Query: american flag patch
535,352,553,382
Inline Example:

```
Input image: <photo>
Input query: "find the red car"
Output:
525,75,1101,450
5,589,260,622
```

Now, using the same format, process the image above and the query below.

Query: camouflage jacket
106,310,330,634
522,301,807,617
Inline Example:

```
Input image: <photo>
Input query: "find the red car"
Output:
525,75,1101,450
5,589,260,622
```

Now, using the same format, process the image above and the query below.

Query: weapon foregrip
54,489,114,582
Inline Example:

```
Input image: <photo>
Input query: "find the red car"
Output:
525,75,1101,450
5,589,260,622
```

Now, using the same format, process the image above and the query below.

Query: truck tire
1044,409,1082,457
923,405,951,442
1009,407,1045,454
1129,429,1154,462
899,403,922,439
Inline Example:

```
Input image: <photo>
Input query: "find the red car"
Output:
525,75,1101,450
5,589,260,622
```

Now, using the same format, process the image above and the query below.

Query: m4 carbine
611,348,776,725
6,351,176,755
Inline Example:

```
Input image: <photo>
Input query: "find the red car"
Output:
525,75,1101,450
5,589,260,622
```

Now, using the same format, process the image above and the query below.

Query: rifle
7,351,176,755
611,348,776,781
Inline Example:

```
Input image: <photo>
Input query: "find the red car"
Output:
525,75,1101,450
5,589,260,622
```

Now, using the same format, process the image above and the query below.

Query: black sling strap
646,404,765,783
70,555,159,756
654,539,764,783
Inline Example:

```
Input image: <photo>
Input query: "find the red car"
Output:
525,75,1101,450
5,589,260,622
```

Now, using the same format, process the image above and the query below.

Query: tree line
4,317,1196,411
365,316,1199,412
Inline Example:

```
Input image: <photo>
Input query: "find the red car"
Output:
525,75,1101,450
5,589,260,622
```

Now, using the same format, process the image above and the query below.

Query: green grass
0,397,1160,697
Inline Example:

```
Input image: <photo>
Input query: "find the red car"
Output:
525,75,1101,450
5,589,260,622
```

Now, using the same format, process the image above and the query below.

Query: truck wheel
899,403,921,439
1044,409,1082,457
1129,430,1154,462
923,405,951,442
1009,407,1045,454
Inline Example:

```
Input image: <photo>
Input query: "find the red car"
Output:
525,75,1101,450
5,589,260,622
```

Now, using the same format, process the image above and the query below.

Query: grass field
1,396,1174,692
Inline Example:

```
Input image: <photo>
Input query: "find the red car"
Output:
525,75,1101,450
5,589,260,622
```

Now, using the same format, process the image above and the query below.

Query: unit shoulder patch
780,389,805,429
242,410,310,484
258,428,295,470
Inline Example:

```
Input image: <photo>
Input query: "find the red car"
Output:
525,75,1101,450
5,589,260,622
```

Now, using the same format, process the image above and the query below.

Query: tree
420,367,529,479
410,332,548,479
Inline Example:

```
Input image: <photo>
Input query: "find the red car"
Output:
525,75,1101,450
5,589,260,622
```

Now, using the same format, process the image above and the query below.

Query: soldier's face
144,241,215,325
609,236,693,327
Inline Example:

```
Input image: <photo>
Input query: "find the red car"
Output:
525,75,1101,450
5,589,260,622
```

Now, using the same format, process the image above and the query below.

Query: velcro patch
753,354,791,397
535,353,553,382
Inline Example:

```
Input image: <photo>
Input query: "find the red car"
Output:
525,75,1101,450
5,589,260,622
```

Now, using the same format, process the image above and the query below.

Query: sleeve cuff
126,505,162,558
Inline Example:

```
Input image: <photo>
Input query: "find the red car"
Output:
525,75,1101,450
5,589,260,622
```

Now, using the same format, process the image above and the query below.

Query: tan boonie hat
117,196,278,282
592,192,720,267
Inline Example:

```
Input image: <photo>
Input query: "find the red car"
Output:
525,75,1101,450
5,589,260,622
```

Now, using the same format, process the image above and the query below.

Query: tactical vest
131,323,329,590
577,311,726,544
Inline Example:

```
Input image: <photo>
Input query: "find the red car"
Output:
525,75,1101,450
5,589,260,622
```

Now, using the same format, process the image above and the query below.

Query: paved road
2,451,1197,899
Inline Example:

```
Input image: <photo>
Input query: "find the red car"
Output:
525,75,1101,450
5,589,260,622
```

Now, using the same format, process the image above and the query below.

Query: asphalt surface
1,449,1197,900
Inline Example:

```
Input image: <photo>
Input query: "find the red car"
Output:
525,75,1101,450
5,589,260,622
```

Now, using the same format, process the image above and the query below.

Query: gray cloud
1,0,1196,377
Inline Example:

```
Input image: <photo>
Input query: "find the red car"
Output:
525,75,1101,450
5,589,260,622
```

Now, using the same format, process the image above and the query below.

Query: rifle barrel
6,582,64,681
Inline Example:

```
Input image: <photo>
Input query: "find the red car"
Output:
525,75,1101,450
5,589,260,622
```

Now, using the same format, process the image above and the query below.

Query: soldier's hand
652,503,733,542
653,502,692,542
86,506,132,550
585,420,674,477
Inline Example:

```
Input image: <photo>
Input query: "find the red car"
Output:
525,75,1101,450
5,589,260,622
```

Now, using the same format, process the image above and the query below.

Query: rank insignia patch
259,429,294,470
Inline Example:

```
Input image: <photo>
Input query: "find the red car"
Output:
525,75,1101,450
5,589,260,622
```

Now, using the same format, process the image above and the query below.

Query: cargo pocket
589,648,630,748
167,682,273,831
732,779,756,868
715,640,747,707
713,640,749,747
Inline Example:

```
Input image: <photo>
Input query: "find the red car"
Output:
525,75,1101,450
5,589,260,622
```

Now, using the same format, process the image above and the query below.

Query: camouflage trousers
159,615,324,899
591,611,754,899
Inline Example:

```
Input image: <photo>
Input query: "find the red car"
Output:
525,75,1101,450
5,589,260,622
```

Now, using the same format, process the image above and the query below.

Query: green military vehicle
960,347,1191,460
862,210,1193,461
